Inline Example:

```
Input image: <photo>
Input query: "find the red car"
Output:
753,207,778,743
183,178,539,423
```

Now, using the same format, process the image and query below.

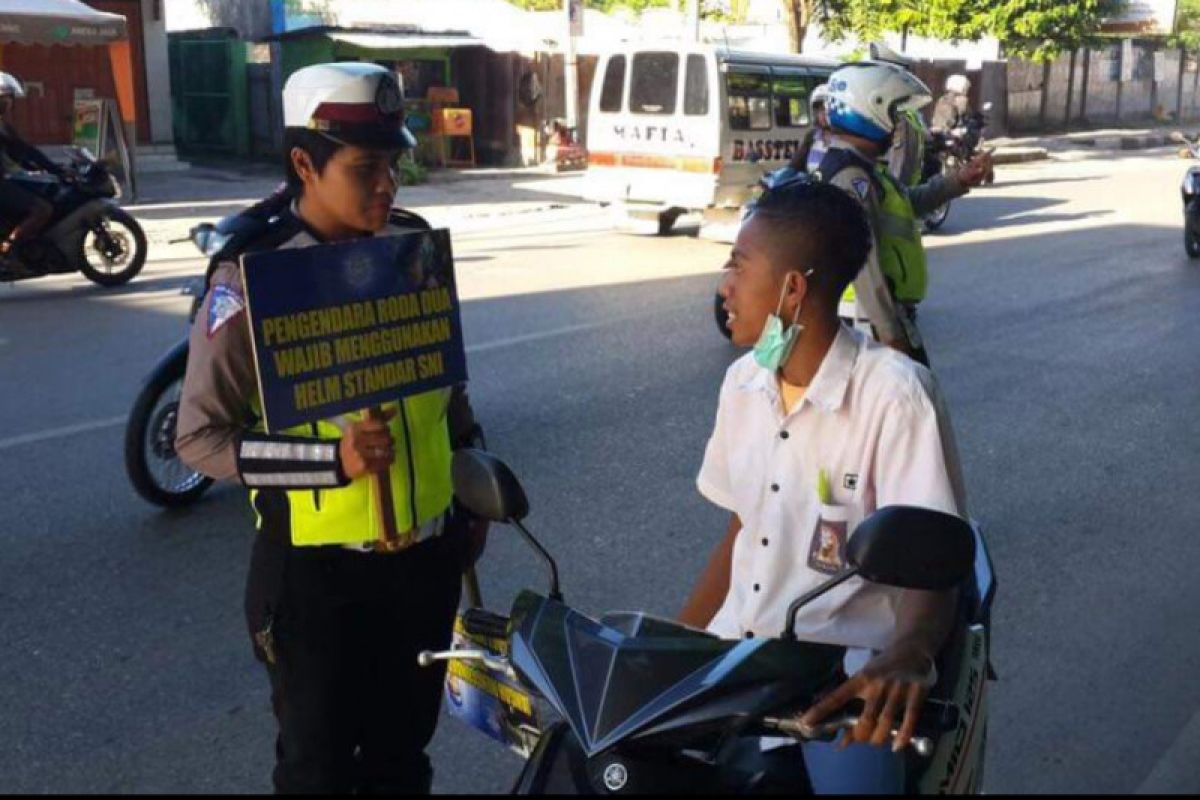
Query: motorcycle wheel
713,290,733,340
80,207,147,287
1186,224,1200,258
124,355,213,507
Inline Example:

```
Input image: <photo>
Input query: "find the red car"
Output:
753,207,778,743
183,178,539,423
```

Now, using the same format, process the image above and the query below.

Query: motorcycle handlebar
417,648,516,679
760,714,934,757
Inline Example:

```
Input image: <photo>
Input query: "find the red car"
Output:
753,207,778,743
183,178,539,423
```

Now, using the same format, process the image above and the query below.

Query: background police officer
175,62,485,794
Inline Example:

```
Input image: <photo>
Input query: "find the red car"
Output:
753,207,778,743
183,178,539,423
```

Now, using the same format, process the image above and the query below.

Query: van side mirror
781,506,974,639
452,449,529,523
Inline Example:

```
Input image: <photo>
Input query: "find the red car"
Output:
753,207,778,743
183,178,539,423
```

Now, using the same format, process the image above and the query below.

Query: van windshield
630,52,679,115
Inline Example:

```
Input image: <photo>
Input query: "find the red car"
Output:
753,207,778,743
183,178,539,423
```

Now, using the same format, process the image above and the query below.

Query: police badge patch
851,177,871,200
207,283,245,338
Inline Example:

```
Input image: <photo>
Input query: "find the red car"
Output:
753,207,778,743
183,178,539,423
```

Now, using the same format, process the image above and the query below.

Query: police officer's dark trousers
245,507,466,795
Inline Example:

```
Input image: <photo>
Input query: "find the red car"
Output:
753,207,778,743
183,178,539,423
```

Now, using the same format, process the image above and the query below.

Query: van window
630,52,679,114
772,74,813,127
684,54,709,116
599,55,626,113
726,69,771,131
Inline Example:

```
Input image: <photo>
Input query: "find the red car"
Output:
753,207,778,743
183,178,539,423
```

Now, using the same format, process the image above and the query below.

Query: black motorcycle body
0,148,146,286
1181,163,1200,258
435,450,996,795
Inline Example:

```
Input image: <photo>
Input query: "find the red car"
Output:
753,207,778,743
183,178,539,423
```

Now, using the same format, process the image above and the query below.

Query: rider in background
789,84,832,175
0,72,61,261
931,74,972,135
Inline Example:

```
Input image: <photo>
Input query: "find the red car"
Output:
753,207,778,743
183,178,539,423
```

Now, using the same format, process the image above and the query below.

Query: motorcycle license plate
442,614,541,757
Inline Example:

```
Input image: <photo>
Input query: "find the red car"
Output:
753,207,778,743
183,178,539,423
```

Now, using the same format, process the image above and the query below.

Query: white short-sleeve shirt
698,325,966,665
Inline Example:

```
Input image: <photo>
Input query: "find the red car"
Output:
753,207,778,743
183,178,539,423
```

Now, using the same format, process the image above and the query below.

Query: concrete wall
1007,41,1200,132
164,0,274,39
141,0,172,143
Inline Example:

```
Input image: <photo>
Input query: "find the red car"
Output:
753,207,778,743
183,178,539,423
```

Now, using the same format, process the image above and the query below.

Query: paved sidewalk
120,162,593,263
991,121,1193,163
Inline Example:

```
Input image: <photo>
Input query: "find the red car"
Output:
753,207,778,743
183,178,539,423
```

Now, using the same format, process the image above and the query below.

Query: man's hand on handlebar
800,639,936,752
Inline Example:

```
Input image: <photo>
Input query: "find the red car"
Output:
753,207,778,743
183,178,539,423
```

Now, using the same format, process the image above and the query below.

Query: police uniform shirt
819,139,906,345
696,325,966,670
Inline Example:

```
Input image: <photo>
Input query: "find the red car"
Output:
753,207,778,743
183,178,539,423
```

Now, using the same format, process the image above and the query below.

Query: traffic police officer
175,62,484,794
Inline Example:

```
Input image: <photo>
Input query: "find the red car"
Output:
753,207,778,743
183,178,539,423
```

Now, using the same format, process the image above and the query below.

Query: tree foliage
816,0,1130,61
1169,0,1200,51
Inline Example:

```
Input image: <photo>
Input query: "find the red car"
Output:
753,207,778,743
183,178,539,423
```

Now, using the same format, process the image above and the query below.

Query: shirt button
753,583,761,592
770,483,780,492
761,537,769,547
779,431,790,440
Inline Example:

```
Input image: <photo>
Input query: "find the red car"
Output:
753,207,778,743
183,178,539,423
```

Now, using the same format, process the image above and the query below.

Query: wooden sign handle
368,405,402,551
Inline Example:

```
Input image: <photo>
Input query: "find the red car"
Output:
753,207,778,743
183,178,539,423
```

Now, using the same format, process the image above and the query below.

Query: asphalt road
1,151,1199,794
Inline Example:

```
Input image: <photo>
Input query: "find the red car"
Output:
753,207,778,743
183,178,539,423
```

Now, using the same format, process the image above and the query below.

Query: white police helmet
0,72,26,99
826,61,932,143
809,83,829,119
283,62,415,150
946,74,971,95
868,41,914,70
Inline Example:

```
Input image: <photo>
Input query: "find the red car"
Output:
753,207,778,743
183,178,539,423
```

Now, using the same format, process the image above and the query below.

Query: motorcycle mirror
452,449,530,523
1171,131,1187,143
451,449,562,600
847,506,975,591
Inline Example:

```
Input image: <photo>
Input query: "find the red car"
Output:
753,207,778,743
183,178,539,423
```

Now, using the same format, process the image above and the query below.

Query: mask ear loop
788,268,815,326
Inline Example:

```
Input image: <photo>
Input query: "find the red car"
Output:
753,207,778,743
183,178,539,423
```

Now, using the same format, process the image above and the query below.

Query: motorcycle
921,102,994,233
124,191,289,507
1170,131,1200,258
427,449,996,794
0,147,146,286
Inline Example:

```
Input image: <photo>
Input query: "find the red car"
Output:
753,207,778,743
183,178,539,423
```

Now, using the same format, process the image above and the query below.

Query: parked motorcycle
124,190,290,507
0,147,146,286
427,449,996,794
922,102,994,233
1170,131,1200,258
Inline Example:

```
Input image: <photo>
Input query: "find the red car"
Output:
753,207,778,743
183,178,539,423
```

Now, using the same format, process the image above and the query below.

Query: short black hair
283,128,341,193
748,178,873,303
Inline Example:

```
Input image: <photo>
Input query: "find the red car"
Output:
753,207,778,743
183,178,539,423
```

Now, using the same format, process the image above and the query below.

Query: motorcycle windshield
509,592,782,756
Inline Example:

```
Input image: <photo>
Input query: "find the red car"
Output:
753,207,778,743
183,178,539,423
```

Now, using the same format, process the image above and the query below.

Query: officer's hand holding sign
173,63,482,795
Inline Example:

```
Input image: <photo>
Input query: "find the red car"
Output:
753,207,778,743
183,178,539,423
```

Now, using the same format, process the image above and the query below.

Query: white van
584,43,838,237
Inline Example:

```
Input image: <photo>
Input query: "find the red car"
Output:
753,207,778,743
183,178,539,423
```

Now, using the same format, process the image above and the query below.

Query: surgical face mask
752,270,813,371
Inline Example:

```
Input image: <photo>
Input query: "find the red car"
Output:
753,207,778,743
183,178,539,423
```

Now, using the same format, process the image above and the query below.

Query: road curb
993,147,1049,164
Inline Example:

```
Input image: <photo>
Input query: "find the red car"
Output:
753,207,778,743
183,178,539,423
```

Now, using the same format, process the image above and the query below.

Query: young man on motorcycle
682,178,967,793
175,62,485,794
811,62,992,363
0,72,61,263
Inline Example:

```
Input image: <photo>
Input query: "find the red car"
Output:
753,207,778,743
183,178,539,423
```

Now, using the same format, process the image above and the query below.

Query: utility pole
685,0,700,42
564,0,580,132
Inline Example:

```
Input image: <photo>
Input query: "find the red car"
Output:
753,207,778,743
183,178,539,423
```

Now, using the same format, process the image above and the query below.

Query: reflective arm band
237,433,349,489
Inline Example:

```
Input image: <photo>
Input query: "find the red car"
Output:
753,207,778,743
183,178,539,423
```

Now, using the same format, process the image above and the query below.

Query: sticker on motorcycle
207,283,245,338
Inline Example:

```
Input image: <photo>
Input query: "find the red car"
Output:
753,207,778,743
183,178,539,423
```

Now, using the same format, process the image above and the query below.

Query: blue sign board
240,229,467,432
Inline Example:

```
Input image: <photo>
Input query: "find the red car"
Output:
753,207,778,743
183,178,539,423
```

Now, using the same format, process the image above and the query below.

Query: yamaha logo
602,762,628,792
